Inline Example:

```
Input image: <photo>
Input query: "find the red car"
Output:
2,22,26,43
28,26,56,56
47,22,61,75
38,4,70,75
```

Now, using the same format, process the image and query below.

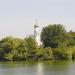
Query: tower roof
34,19,39,27
34,24,39,27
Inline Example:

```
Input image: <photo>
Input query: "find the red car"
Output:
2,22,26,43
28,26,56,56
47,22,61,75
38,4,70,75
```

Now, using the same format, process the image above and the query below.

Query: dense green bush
53,46,72,60
71,47,75,59
0,37,28,61
34,47,52,60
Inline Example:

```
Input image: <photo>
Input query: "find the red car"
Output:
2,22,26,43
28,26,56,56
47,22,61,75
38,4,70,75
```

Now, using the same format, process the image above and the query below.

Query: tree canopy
41,24,69,48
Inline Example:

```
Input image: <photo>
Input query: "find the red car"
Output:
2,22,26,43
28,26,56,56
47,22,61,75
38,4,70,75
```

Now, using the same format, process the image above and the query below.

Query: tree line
0,24,75,61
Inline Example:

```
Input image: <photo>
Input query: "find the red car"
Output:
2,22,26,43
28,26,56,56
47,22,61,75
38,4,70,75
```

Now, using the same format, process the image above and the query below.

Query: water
0,60,75,75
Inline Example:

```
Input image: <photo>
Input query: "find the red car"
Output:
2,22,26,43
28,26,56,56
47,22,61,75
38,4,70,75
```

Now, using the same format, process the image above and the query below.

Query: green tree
35,47,52,60
53,45,72,60
41,24,68,48
13,39,28,60
68,31,75,46
35,47,45,60
0,36,28,61
25,36,37,59
44,47,52,59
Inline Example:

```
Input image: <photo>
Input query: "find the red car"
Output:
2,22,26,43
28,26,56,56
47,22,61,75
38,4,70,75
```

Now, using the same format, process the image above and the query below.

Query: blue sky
0,0,75,38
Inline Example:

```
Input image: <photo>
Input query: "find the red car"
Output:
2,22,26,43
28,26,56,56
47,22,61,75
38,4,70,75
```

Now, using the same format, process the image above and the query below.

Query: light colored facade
34,24,41,46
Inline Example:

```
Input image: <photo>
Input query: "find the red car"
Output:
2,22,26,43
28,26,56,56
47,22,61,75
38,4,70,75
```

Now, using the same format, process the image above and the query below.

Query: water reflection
36,62,43,75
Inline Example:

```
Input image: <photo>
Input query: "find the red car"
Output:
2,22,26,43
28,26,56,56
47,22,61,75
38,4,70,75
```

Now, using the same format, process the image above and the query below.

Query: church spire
34,20,41,46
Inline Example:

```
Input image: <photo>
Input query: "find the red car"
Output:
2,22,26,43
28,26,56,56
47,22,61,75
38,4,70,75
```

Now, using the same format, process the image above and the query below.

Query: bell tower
34,21,41,46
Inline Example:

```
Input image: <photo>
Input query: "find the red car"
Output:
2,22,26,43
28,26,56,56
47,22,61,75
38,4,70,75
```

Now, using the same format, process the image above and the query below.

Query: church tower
34,21,41,46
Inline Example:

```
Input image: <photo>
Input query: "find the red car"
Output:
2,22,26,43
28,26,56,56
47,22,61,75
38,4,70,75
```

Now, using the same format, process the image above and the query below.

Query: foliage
53,45,72,60
44,47,52,59
71,47,75,59
68,31,75,46
0,24,74,61
35,47,52,60
25,36,37,59
41,24,69,48
0,37,28,61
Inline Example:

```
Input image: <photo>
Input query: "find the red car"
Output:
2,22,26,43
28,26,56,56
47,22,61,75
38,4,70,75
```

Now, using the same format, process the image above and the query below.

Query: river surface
0,60,75,75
